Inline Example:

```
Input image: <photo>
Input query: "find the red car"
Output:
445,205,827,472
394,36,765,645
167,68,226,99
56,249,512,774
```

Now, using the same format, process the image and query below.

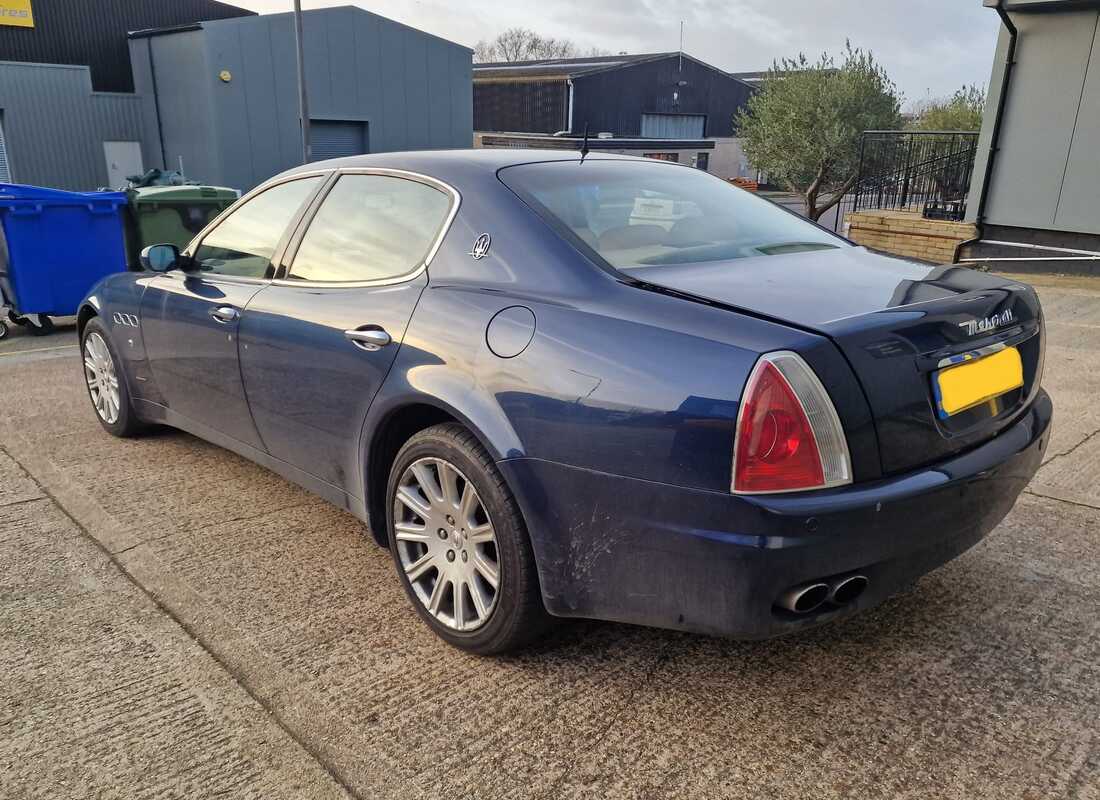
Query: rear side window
499,160,843,271
288,174,452,283
193,176,322,278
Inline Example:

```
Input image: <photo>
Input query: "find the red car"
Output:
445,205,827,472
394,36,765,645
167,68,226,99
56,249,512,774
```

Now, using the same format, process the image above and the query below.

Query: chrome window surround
179,167,462,290
274,168,462,289
731,350,853,495
181,171,332,285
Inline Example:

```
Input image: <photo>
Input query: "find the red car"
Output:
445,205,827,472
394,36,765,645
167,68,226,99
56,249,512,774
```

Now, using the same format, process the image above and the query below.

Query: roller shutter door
310,120,368,162
641,113,705,139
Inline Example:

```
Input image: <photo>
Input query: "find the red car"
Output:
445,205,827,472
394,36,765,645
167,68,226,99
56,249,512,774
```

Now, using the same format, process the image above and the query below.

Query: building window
694,152,710,171
643,152,679,163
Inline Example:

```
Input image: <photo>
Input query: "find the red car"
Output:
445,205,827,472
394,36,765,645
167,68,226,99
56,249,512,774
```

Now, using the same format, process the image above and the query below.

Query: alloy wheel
393,457,501,632
83,332,121,425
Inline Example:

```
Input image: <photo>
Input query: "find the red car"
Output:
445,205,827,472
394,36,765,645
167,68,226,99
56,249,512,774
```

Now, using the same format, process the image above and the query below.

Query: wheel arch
363,395,522,547
76,299,101,340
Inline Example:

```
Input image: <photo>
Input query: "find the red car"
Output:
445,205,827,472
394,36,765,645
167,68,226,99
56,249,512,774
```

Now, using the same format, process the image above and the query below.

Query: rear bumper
500,390,1053,639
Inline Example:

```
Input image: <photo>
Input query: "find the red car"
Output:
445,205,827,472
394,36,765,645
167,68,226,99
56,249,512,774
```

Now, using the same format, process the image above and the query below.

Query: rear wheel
387,423,550,654
81,317,144,437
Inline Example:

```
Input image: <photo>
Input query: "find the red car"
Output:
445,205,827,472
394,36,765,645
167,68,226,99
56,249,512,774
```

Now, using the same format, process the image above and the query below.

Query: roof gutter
955,0,1018,262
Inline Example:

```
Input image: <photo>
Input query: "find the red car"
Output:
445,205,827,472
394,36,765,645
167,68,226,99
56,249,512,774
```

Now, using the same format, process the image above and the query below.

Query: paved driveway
2,273,1099,800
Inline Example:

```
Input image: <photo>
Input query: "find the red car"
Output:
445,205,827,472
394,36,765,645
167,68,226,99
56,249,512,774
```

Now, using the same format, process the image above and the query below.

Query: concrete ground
1,273,1099,799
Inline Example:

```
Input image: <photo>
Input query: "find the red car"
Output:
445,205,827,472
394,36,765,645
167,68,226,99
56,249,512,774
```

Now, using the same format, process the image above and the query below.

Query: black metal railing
835,130,979,230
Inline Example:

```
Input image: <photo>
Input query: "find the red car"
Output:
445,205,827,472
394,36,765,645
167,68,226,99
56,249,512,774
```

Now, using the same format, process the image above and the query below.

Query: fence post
843,132,867,233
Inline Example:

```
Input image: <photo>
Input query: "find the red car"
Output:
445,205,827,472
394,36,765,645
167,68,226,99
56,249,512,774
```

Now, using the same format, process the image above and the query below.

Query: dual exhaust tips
777,574,869,615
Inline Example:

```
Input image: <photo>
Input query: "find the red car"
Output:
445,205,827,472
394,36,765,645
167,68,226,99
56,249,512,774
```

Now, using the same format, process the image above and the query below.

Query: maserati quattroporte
78,151,1052,653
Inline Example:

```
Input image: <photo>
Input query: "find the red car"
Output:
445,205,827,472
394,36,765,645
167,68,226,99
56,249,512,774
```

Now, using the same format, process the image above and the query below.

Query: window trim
273,167,462,289
184,171,332,285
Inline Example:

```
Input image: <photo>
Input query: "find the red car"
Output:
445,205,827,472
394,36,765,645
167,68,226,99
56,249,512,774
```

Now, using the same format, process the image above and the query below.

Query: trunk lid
635,246,1044,474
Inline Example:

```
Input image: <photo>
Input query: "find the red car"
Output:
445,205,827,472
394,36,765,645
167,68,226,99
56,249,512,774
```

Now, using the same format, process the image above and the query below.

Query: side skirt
134,399,371,527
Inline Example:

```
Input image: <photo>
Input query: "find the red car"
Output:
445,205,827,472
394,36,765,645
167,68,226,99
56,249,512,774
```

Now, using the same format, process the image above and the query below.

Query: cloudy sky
232,0,1002,108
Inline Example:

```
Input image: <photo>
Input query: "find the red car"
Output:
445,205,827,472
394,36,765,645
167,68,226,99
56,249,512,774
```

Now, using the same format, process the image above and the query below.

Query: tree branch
814,173,859,218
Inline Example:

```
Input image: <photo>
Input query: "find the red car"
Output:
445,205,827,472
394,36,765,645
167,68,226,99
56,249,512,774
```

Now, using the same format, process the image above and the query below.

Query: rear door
238,170,457,494
140,174,325,449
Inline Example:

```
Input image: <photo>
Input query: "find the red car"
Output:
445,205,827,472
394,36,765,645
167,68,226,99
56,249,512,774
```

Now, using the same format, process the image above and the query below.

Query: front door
103,141,143,188
239,171,456,494
140,174,325,449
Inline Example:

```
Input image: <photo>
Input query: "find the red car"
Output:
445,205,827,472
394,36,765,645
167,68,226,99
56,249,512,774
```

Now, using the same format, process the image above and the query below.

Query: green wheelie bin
125,185,239,268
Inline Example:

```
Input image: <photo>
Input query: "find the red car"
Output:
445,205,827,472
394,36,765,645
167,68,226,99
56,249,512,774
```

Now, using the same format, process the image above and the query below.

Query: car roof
275,148,647,187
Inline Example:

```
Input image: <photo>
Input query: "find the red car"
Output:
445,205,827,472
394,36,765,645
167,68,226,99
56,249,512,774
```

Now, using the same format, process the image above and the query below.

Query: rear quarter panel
368,177,880,493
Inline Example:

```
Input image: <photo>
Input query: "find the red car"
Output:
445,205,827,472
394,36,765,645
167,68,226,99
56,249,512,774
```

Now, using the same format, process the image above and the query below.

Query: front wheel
81,317,145,437
387,423,551,654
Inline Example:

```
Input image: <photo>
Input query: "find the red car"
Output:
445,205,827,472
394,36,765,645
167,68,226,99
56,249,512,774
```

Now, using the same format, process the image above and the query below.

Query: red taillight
733,352,852,494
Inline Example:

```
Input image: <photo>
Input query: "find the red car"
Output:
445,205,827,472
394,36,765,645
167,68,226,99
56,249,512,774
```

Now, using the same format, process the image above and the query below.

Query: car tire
81,317,145,438
25,314,55,336
386,422,551,655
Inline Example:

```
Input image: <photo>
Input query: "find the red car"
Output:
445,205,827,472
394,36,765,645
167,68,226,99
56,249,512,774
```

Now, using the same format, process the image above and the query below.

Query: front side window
288,174,452,283
192,176,323,278
499,160,844,271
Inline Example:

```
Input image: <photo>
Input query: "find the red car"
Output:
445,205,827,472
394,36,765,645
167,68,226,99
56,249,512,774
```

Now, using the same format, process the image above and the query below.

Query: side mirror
140,243,181,272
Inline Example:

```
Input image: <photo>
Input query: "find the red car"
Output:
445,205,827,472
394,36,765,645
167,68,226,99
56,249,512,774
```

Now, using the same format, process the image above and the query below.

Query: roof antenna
580,123,590,160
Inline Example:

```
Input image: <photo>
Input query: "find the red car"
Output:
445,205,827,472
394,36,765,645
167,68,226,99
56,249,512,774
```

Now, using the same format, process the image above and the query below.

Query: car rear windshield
499,160,844,271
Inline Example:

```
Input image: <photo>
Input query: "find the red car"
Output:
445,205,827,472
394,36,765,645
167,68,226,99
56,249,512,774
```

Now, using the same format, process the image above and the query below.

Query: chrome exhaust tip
776,582,830,614
829,574,869,606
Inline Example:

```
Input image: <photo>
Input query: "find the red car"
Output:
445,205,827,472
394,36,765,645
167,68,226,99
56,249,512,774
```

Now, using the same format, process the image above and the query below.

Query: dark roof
727,67,840,85
473,52,680,80
130,5,472,52
727,70,769,85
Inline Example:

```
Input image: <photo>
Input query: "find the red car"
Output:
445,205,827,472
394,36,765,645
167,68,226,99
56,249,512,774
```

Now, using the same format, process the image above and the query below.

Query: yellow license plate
933,346,1024,418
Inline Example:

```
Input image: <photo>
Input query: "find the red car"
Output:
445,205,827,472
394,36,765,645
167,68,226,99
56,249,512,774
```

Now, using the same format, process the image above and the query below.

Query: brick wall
844,210,977,264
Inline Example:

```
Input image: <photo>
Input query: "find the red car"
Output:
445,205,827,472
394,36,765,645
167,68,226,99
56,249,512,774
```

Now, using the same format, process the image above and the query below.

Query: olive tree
910,85,986,132
736,44,902,221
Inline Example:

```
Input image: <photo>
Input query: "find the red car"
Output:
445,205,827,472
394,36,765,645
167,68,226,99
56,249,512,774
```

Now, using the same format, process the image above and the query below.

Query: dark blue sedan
78,150,1052,653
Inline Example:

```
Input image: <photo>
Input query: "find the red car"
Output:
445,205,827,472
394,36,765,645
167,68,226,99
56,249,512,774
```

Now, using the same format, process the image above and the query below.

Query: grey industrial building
0,2,473,192
963,0,1100,269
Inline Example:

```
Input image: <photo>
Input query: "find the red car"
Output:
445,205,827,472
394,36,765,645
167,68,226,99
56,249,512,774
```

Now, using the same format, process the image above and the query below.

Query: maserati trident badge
469,233,492,260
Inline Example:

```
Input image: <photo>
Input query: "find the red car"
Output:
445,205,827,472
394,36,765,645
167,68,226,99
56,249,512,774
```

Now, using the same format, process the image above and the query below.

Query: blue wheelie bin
0,183,128,337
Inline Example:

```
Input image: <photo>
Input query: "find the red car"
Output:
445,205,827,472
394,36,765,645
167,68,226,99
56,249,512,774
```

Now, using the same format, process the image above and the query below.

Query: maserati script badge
958,308,1015,336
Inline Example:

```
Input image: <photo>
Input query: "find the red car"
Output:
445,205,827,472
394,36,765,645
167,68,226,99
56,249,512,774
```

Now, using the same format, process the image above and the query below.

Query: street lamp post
293,0,311,163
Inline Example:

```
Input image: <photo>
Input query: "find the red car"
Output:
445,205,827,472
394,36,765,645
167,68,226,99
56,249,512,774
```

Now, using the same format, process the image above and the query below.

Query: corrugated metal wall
473,81,568,133
968,8,1100,235
0,61,144,190
571,56,755,138
136,7,473,191
0,0,253,92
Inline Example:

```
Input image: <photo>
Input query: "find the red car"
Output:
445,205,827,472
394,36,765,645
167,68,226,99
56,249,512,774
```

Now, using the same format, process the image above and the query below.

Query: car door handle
344,327,391,351
210,306,239,324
